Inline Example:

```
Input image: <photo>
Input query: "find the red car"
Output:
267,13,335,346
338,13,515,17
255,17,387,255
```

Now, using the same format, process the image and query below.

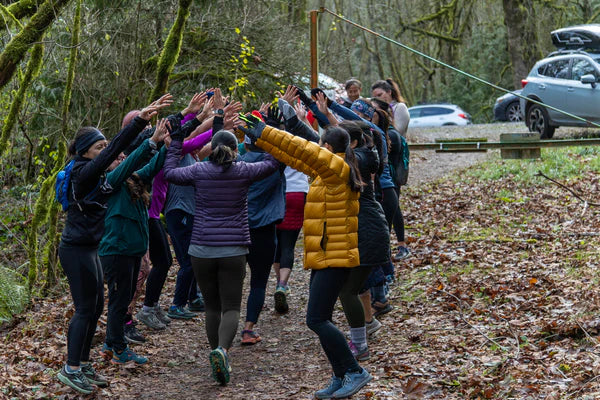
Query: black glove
294,86,314,106
238,114,266,143
166,114,182,134
169,127,185,142
311,88,332,108
265,105,284,127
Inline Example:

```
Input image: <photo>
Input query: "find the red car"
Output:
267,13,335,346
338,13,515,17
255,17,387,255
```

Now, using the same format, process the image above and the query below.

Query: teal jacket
99,140,166,257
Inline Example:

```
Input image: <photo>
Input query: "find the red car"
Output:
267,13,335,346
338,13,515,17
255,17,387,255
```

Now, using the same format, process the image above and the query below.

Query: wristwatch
213,109,224,117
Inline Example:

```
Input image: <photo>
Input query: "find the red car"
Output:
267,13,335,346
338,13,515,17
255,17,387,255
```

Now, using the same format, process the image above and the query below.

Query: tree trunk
0,0,39,32
503,0,538,89
0,0,71,91
149,0,192,101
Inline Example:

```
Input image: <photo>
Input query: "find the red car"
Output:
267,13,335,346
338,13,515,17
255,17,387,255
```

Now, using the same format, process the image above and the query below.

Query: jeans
144,218,173,307
166,209,198,307
100,254,141,352
59,244,104,366
246,223,277,323
306,268,359,378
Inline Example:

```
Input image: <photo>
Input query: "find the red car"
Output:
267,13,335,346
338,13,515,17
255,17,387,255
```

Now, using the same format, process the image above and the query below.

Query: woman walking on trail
241,117,373,399
56,95,172,395
98,118,169,366
163,88,280,386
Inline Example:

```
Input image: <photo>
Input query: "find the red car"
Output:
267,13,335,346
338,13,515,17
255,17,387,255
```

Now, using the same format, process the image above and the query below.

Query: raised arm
163,138,197,186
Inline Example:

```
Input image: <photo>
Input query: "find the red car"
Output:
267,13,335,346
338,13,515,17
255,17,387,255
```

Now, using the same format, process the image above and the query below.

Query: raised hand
224,113,241,131
294,102,307,120
184,92,208,115
212,88,225,110
151,118,169,143
315,91,330,115
198,97,215,121
224,100,243,117
259,102,270,115
266,105,283,127
278,85,298,105
139,93,173,120
238,114,266,142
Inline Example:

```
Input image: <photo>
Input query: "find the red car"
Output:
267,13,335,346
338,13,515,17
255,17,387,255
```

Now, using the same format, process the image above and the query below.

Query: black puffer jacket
355,145,390,266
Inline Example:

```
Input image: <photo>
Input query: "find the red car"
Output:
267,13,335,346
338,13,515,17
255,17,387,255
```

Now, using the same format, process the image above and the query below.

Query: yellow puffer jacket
256,126,360,270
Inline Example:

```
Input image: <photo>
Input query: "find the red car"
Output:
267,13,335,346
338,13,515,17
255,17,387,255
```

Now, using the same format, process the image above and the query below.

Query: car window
408,109,421,118
571,58,600,81
420,107,453,116
539,59,571,79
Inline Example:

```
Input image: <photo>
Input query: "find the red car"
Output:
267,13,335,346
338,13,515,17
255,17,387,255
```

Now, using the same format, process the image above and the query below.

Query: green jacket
99,140,166,257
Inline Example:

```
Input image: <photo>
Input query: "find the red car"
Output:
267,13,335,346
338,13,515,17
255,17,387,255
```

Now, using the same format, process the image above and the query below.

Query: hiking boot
188,296,205,312
153,304,171,325
241,329,262,345
81,363,109,388
274,285,289,314
124,322,146,344
372,301,393,318
209,346,231,385
332,368,373,398
167,305,196,320
111,346,148,365
57,365,94,395
314,375,342,399
393,246,410,261
136,308,166,330
366,318,382,336
99,343,113,360
348,341,370,361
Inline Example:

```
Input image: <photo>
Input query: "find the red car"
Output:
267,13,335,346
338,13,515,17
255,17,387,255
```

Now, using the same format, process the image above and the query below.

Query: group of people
56,77,411,399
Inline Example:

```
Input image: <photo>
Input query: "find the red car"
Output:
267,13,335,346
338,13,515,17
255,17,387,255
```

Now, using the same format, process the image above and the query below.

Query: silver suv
521,26,600,138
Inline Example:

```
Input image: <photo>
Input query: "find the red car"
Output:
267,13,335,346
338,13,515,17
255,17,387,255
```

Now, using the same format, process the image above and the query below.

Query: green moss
149,0,192,101
60,0,81,136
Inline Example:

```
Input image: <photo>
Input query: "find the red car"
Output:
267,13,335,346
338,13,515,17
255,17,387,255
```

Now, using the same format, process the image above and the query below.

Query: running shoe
167,305,196,320
153,304,171,325
209,346,231,385
57,365,94,395
372,301,393,317
366,318,382,336
241,329,262,345
136,308,166,330
111,347,148,365
314,375,343,399
274,285,289,314
99,343,113,360
124,322,146,344
332,368,372,398
393,246,410,261
81,363,109,387
188,296,205,312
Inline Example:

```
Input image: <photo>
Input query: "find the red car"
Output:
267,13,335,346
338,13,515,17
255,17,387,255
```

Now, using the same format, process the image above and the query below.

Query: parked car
493,90,523,122
520,24,600,138
407,104,472,127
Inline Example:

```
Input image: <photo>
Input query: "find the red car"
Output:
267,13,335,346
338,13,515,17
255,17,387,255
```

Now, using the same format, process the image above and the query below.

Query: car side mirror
581,74,597,88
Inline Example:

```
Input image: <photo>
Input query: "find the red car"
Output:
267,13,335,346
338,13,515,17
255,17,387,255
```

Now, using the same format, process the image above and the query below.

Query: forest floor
3,123,600,399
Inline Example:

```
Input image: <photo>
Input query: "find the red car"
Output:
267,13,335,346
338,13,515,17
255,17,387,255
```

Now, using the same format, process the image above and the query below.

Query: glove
166,114,182,134
311,88,333,107
169,127,185,142
238,114,266,143
294,86,314,106
265,105,283,127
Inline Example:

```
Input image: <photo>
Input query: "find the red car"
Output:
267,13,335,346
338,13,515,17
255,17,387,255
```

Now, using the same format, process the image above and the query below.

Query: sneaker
209,346,231,385
81,363,109,388
188,296,205,312
124,322,146,344
274,285,289,314
332,368,373,398
57,365,94,395
372,301,393,318
167,305,197,320
314,375,343,399
111,346,148,365
366,318,382,336
99,343,113,360
348,341,370,361
393,246,410,261
241,329,262,345
137,308,166,330
153,304,171,325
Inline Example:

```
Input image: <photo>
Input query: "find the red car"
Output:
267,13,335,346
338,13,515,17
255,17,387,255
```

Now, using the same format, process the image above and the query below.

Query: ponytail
321,126,363,192
208,130,238,169
126,173,150,207
356,121,384,175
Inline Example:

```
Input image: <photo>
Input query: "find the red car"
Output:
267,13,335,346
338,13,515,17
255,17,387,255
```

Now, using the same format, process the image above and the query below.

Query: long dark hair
126,173,150,207
371,78,406,103
208,130,238,169
355,121,384,175
320,126,363,192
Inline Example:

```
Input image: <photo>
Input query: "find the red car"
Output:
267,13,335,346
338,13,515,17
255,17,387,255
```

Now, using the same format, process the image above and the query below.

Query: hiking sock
143,305,153,312
350,326,367,350
65,365,79,374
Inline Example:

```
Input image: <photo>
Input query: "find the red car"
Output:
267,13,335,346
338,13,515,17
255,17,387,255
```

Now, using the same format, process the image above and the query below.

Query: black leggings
339,265,373,328
391,186,405,242
144,218,173,307
274,228,302,270
245,223,277,324
191,255,246,350
100,254,141,353
306,268,360,378
379,186,399,231
59,244,104,367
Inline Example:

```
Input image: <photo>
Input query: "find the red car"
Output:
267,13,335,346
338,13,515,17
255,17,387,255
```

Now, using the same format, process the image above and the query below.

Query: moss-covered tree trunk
0,0,71,91
7,0,40,20
149,0,192,101
0,43,43,154
28,170,55,290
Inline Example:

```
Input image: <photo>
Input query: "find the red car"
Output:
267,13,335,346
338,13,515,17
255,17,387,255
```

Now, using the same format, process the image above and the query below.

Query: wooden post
500,133,541,159
310,10,319,88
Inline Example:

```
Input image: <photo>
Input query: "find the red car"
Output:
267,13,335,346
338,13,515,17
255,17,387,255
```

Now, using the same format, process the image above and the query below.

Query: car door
566,56,600,123
408,108,423,127
535,57,572,124
418,107,452,127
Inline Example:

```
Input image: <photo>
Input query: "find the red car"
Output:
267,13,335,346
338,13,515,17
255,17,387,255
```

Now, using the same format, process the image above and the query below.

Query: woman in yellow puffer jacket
242,120,373,399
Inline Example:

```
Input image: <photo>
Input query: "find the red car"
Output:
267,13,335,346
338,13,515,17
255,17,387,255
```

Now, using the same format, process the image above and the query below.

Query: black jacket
60,116,149,246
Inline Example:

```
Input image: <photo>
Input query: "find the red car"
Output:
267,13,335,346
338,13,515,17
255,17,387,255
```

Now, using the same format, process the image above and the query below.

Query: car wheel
442,123,457,126
505,102,522,122
527,104,555,139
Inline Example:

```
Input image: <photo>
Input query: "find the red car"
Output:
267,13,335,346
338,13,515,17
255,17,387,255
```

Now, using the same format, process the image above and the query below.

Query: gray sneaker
57,365,94,395
137,308,166,330
153,304,171,325
366,318,382,336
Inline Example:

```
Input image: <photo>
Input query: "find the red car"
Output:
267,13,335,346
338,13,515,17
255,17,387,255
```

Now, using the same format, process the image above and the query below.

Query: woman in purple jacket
163,111,279,386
